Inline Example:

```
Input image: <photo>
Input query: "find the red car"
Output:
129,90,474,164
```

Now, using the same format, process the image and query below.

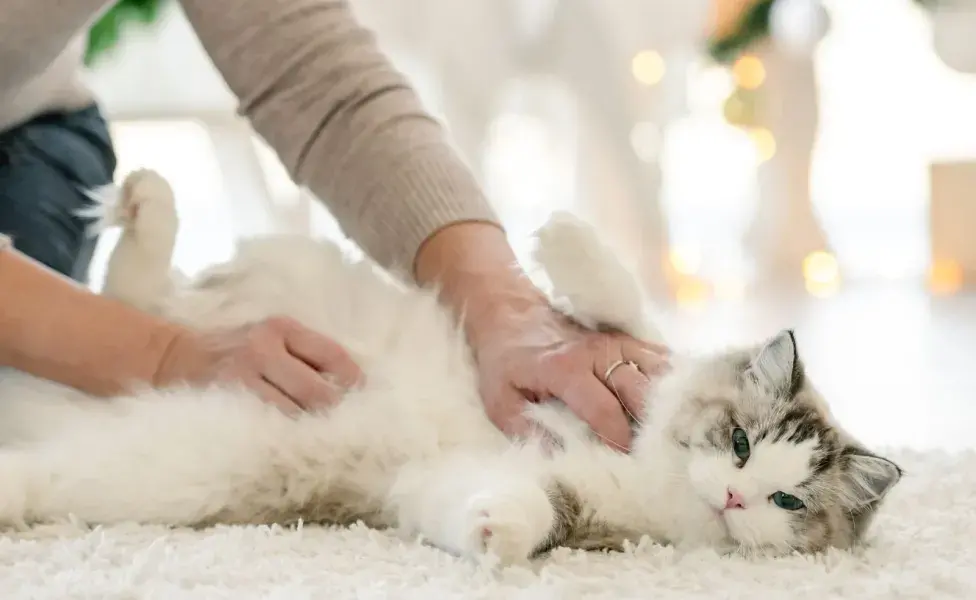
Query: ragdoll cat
0,170,902,565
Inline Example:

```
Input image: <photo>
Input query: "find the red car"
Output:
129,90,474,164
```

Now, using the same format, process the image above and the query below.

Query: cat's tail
80,169,181,313
532,211,664,345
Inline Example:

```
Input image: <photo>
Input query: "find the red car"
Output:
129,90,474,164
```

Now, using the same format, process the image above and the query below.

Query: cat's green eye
771,491,805,511
731,428,750,462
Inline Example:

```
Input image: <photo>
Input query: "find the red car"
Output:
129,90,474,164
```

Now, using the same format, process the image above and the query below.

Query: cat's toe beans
463,486,554,566
466,506,533,565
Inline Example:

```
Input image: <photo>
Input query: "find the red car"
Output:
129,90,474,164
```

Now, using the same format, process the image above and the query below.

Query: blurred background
81,0,976,450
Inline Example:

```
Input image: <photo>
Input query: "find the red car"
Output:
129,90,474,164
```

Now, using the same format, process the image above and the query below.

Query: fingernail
321,372,354,391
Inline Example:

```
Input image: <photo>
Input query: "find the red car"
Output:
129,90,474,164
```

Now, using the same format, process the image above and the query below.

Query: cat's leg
388,453,556,566
533,212,664,345
87,168,180,312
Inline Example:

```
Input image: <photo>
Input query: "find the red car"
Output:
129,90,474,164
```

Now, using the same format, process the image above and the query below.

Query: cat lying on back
0,170,901,565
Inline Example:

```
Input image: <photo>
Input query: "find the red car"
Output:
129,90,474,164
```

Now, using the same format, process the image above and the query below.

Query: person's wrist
414,221,549,339
152,325,215,388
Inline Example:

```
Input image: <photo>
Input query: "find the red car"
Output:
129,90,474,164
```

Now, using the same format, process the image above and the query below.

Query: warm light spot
632,50,666,86
675,278,710,309
803,251,840,297
669,245,702,275
732,55,766,90
929,259,963,295
748,127,777,163
803,251,839,283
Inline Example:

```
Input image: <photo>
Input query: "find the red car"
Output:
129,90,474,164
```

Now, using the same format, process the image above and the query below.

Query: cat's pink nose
724,489,746,510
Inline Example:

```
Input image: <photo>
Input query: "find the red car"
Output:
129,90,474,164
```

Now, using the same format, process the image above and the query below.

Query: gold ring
603,359,637,382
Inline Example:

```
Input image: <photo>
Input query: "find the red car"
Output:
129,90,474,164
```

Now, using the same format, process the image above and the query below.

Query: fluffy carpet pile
0,449,972,599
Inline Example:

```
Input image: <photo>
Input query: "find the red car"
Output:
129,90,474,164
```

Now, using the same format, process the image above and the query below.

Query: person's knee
0,106,116,281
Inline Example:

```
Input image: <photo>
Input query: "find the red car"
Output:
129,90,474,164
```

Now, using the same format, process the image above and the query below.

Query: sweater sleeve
178,0,502,272
0,0,107,93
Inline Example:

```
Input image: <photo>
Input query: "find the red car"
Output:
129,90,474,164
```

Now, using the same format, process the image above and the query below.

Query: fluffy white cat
0,170,901,566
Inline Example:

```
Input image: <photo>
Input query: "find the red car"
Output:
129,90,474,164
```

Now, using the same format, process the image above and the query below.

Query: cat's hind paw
118,169,177,230
80,168,177,237
461,483,555,567
533,211,663,343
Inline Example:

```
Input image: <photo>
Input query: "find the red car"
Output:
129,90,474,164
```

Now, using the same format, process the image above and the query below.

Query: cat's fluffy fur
0,170,902,565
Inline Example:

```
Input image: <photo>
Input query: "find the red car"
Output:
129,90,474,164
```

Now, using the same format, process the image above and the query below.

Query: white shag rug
1,449,973,600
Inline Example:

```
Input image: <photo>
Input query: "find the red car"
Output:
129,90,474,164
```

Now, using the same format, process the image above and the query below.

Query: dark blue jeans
0,105,117,283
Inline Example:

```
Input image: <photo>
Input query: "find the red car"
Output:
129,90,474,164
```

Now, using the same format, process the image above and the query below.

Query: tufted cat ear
841,449,903,508
747,329,805,398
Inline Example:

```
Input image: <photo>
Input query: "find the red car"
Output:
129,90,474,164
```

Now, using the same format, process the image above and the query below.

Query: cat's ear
747,329,805,398
840,449,903,508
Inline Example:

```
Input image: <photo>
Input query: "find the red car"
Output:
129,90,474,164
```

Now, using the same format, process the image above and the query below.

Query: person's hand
414,222,670,452
466,291,669,452
155,316,363,414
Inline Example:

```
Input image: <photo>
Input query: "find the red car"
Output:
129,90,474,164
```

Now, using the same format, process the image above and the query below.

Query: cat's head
655,329,901,554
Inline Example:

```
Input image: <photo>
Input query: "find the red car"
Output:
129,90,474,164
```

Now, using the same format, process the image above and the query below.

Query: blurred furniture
930,162,976,292
930,0,976,74
746,46,828,285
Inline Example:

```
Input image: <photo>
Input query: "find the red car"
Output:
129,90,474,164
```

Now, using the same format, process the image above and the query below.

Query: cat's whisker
780,540,802,557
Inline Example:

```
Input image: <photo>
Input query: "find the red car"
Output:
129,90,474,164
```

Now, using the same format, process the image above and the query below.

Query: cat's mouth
689,493,735,540
714,516,741,549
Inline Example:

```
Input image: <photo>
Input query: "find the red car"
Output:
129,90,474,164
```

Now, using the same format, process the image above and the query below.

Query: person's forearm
179,0,500,271
0,239,185,395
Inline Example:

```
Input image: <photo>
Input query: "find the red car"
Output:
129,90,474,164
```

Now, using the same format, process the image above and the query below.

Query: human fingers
260,352,343,411
482,384,536,440
556,375,633,452
639,340,671,358
239,373,303,416
272,317,363,388
593,324,670,358
599,358,649,424
608,335,670,375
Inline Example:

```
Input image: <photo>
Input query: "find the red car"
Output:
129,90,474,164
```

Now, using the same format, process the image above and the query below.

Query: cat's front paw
461,484,555,567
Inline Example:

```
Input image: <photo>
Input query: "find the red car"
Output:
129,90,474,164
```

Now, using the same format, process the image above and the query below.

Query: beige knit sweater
0,0,499,271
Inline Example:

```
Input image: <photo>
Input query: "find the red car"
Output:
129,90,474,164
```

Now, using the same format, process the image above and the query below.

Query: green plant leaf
84,0,167,67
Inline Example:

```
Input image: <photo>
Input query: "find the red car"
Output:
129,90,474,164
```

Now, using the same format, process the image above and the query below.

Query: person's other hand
414,221,670,452
467,293,669,452
156,316,363,414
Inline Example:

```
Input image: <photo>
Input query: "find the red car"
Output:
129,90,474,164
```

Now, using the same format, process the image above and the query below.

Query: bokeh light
632,50,666,86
